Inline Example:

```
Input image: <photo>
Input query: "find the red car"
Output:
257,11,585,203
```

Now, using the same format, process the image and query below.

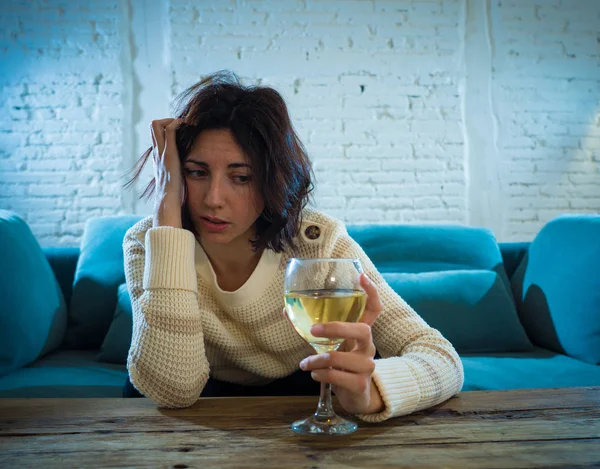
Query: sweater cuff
357,357,420,423
142,227,198,292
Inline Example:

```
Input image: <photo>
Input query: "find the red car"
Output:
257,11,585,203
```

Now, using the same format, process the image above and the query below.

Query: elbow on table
445,339,465,393
155,393,199,409
455,358,465,394
127,363,206,409
428,332,465,398
137,379,203,409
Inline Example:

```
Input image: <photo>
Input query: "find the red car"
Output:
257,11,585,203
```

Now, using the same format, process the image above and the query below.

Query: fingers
150,118,183,159
165,118,183,136
164,119,183,163
150,119,173,158
300,351,375,375
359,273,383,326
309,368,370,397
311,322,375,355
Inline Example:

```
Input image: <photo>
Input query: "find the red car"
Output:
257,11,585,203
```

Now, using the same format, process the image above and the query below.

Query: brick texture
490,0,600,240
1,0,598,246
0,1,127,246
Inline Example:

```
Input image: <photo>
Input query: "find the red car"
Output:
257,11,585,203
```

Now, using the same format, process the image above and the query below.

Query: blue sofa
1,213,599,398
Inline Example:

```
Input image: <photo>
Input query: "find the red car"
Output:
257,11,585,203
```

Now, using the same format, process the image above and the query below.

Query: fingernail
299,359,307,370
311,324,324,336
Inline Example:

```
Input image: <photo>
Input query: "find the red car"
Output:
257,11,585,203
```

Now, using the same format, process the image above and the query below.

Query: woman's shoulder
301,206,343,227
295,207,348,249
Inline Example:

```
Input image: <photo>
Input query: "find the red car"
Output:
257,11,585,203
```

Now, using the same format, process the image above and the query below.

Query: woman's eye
234,175,251,184
185,169,207,177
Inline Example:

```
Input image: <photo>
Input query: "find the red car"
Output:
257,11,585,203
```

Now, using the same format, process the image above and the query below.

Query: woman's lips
204,215,227,223
200,217,230,232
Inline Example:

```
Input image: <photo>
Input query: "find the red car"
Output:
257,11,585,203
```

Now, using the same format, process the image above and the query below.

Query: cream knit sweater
124,208,464,422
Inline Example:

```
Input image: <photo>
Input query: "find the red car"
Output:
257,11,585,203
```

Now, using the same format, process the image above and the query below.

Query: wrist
154,198,182,229
366,377,385,414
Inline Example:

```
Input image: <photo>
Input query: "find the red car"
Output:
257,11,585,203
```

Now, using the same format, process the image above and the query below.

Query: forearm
358,334,464,422
124,222,207,407
400,338,464,410
128,289,209,408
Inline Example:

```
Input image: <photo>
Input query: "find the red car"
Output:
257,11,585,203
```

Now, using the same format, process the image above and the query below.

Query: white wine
283,259,364,435
284,289,367,351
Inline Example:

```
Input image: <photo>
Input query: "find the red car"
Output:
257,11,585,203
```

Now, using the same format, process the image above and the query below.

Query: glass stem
314,380,336,422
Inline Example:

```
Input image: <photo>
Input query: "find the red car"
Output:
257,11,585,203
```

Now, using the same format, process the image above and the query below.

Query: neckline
194,239,282,308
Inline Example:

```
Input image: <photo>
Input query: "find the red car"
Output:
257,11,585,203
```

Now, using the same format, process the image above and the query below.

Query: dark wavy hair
126,70,314,253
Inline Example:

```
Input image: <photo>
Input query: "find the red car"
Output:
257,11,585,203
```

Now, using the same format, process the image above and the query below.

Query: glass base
291,414,358,435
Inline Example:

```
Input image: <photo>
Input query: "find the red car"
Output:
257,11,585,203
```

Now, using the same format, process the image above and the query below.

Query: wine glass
283,258,367,435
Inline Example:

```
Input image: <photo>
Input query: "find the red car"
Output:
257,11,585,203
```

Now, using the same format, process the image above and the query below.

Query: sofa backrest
43,247,80,306
347,224,505,272
45,221,525,308
498,242,530,279
66,216,144,349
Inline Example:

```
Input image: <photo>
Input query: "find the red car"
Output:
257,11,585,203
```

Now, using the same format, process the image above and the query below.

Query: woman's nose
204,179,225,207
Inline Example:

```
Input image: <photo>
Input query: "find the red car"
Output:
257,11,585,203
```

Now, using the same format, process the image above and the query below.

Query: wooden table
0,387,599,468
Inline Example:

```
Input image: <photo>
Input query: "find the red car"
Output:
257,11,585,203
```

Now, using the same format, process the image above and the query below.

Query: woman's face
183,129,264,247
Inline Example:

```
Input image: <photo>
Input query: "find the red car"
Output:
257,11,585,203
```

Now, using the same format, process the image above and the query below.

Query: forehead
186,129,247,164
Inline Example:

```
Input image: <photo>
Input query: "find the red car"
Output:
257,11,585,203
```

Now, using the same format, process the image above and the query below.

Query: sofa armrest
43,247,80,307
499,242,530,280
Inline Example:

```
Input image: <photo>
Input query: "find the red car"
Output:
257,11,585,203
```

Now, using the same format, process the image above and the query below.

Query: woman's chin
200,231,233,243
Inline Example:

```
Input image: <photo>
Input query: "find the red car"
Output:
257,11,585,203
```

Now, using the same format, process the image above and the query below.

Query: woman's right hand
151,118,184,228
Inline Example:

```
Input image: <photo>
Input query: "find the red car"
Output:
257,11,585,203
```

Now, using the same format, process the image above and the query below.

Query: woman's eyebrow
185,159,250,169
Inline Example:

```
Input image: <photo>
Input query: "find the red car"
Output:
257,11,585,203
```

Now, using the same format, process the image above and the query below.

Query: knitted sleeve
330,227,464,422
124,219,210,408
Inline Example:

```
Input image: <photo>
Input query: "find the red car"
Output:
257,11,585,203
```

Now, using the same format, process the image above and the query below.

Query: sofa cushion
348,224,531,353
67,216,142,349
383,270,533,353
511,214,600,365
0,350,127,397
0,211,67,376
97,283,133,365
461,347,600,391
347,224,512,290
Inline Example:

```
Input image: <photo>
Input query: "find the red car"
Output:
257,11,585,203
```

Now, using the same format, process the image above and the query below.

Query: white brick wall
489,0,600,241
0,0,129,246
1,0,598,246
169,0,465,225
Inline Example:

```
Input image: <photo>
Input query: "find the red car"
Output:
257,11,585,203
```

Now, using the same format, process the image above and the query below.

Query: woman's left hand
299,273,385,415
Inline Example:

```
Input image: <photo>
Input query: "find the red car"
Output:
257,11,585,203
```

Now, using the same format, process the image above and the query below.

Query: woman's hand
150,118,184,228
299,273,385,415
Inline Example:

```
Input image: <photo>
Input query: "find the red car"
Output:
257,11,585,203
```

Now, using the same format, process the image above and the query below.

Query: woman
123,71,463,422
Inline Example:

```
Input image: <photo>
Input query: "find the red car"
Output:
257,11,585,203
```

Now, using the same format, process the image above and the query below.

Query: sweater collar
194,240,282,308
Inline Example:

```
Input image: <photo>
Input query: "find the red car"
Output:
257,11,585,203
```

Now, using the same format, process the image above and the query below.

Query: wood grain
0,386,599,469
